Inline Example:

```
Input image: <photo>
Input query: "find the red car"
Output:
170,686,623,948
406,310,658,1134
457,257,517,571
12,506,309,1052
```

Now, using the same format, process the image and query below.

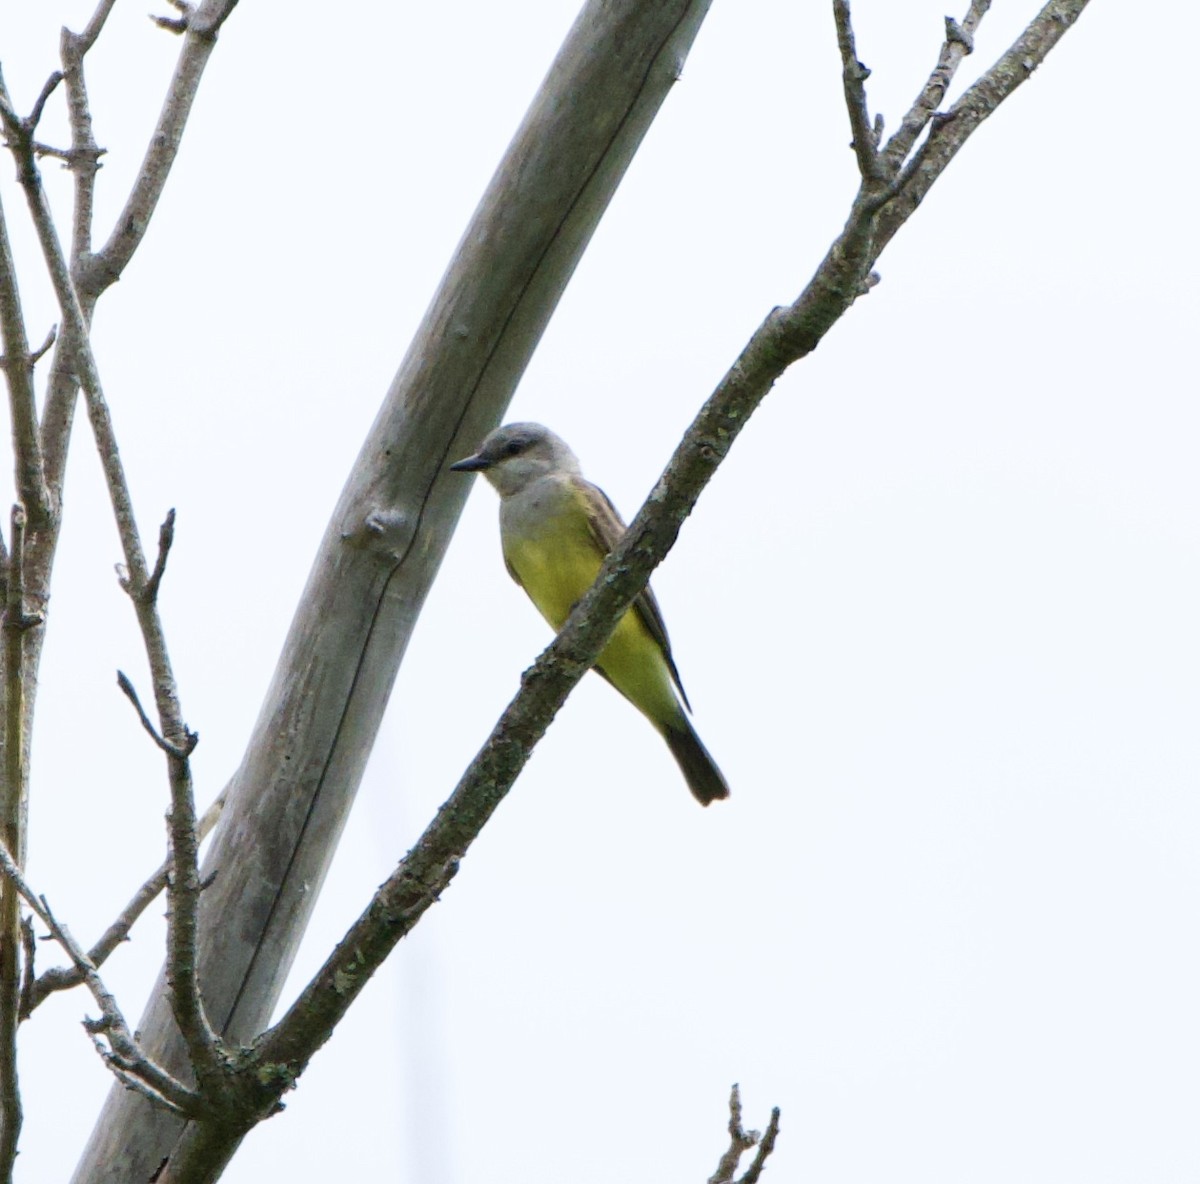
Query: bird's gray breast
500,474,577,544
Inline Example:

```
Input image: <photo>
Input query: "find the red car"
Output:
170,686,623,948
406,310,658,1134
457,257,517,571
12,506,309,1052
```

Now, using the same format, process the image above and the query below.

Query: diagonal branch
75,0,241,297
875,0,1088,258
84,7,729,1179
737,1107,781,1184
249,0,1094,1109
80,2,1093,1176
117,671,197,761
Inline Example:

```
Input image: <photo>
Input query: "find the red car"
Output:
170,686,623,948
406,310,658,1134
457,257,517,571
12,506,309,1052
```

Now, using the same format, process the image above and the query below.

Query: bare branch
738,1106,781,1184
16,917,33,1021
68,0,121,57
0,501,36,1173
58,0,114,282
252,178,889,1083
151,0,195,36
78,0,241,295
883,0,992,171
832,1,883,182
79,2,1093,1173
1,80,221,1101
250,0,1094,1109
22,789,225,1016
30,73,64,130
37,0,234,509
0,147,51,524
875,0,1088,258
142,508,177,604
27,325,56,367
0,842,203,1116
113,656,220,1086
85,10,732,1177
117,671,196,760
94,1046,191,1118
708,1085,758,1184
707,1085,782,1183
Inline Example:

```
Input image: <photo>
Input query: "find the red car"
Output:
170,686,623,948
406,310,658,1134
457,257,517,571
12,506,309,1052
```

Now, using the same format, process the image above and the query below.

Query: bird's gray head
449,422,581,497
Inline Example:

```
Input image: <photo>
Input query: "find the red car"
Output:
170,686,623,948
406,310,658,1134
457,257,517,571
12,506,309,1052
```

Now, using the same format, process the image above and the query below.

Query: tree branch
76,2,1093,1177
31,0,234,698
882,0,992,172
116,671,197,761
142,508,177,604
0,843,203,1117
0,80,220,1095
0,501,38,1176
875,0,1087,256
75,0,240,297
22,790,225,1017
0,196,51,525
248,0,1095,1114
58,0,118,268
832,1,883,181
708,1085,781,1184
77,6,725,1180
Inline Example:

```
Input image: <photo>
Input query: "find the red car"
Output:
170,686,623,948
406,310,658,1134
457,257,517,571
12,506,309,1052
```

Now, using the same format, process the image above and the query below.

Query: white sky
1,1,1197,1181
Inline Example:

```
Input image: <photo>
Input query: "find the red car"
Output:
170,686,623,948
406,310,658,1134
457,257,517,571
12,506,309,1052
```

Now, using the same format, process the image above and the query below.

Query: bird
450,422,729,806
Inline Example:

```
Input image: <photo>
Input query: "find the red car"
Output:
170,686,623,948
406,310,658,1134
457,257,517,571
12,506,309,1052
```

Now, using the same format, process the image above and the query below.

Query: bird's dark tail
662,716,730,806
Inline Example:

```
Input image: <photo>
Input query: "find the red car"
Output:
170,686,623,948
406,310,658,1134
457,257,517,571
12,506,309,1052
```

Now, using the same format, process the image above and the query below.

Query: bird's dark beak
449,453,490,473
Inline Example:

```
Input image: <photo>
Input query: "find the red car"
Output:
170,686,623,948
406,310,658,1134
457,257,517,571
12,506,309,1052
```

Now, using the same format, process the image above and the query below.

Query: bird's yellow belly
503,527,679,727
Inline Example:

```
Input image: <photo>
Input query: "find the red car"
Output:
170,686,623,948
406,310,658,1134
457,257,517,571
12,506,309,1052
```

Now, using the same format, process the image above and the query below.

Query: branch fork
708,1085,781,1184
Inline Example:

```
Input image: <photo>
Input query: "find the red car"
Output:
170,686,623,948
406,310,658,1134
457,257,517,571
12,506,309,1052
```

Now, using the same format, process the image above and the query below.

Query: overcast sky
1,2,1197,1182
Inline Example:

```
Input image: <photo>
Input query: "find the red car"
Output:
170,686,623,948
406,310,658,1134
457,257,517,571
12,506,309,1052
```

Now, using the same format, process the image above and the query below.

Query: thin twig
28,325,56,367
25,73,64,135
38,0,231,500
151,0,194,35
77,0,241,296
95,1047,191,1118
0,80,222,1094
832,1,883,181
22,788,226,1016
117,671,196,760
67,0,120,57
0,842,203,1116
0,173,51,523
16,917,34,1020
875,0,1087,259
707,1084,782,1184
738,1106,781,1184
142,508,176,603
708,1085,759,1184
882,0,992,171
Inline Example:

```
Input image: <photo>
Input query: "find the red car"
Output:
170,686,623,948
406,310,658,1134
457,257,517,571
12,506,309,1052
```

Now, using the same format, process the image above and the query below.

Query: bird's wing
572,475,692,712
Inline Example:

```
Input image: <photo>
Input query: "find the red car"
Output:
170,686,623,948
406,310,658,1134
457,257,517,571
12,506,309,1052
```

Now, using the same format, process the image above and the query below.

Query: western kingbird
450,422,729,806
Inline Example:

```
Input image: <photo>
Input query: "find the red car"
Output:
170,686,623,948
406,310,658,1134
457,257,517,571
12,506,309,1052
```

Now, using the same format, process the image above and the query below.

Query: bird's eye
504,439,524,457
